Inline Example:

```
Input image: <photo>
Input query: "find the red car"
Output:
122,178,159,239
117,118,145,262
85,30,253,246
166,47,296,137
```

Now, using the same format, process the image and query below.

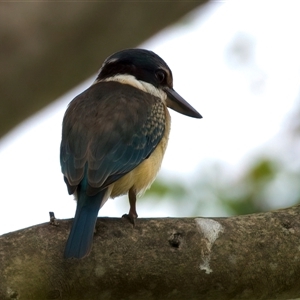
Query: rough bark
1,206,300,300
0,2,206,139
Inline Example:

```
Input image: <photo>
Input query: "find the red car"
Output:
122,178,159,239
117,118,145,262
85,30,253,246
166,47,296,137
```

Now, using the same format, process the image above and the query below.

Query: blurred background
1,1,300,235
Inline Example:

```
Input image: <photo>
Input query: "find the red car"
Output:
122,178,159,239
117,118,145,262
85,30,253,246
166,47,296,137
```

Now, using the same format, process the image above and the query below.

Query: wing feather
60,81,165,196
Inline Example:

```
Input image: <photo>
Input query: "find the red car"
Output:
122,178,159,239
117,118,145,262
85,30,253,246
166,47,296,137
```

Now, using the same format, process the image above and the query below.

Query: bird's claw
122,213,137,226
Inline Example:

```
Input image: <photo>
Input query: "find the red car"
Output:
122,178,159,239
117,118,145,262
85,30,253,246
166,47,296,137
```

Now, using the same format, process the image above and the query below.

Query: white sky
1,1,300,235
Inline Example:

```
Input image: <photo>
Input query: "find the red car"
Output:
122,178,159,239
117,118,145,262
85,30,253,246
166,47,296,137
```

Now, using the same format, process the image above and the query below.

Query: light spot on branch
195,218,224,274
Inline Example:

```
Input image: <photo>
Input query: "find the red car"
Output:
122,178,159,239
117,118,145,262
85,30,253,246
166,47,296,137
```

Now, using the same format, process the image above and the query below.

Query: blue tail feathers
64,187,107,259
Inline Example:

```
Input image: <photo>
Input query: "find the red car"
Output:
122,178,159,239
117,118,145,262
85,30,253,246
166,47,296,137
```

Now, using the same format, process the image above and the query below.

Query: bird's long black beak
164,87,202,119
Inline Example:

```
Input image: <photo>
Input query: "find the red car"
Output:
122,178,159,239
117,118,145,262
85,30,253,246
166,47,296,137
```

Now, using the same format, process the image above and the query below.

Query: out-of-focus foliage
144,154,300,217
144,31,300,218
220,158,279,215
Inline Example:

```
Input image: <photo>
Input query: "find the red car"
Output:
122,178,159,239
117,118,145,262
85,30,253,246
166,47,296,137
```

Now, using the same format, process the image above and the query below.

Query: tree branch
0,2,206,138
1,206,300,300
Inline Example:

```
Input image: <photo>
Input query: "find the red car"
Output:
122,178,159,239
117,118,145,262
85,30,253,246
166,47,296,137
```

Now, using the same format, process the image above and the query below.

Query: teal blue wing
60,81,165,196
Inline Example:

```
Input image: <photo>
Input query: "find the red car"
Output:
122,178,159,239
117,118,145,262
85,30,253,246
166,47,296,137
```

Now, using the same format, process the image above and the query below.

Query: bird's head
96,48,202,119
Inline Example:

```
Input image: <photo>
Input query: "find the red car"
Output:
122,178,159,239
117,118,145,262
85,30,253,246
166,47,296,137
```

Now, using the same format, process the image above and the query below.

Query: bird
60,48,202,259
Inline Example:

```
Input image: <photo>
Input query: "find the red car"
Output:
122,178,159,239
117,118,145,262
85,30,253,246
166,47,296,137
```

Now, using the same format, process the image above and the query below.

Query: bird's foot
122,212,138,226
123,188,138,226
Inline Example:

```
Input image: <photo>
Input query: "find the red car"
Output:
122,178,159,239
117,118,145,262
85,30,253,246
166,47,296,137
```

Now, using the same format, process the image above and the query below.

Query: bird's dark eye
155,69,166,83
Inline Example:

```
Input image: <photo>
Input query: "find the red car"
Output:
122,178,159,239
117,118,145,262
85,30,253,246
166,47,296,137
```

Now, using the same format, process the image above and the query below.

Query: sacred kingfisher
60,48,202,258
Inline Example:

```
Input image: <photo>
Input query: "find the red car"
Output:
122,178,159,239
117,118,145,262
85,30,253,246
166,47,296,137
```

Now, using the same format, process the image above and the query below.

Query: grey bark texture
0,2,206,139
1,206,300,300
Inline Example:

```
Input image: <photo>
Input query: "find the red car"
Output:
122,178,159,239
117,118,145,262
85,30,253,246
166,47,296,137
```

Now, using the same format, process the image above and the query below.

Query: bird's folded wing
60,81,165,196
